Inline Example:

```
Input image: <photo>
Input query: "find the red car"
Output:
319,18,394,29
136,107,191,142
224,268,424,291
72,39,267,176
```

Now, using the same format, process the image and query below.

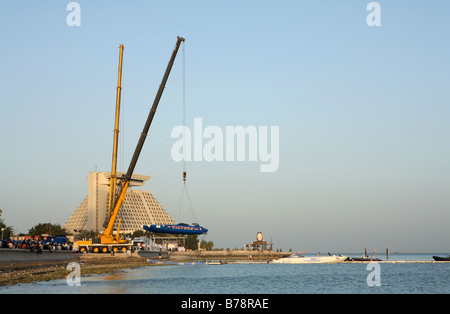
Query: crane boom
101,36,185,242
107,44,124,221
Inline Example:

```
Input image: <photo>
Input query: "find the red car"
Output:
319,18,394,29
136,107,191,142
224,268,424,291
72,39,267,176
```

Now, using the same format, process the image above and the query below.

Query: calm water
1,253,449,294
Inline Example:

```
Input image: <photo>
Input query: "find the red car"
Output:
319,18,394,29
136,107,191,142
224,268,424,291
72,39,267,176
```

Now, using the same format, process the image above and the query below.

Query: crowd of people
1,238,74,252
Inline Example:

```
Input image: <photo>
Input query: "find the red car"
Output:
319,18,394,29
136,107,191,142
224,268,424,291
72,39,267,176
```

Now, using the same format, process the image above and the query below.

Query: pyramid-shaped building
64,171,175,234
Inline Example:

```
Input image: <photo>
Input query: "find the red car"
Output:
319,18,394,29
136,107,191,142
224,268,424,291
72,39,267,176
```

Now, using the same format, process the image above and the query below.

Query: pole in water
386,247,389,260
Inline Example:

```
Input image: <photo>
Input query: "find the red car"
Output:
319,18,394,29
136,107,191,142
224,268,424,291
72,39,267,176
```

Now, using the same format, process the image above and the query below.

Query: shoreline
0,254,151,287
1,250,447,287
0,250,289,286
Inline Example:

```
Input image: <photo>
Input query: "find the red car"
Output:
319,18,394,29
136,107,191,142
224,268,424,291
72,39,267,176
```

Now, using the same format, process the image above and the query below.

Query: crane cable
176,40,199,225
176,182,199,224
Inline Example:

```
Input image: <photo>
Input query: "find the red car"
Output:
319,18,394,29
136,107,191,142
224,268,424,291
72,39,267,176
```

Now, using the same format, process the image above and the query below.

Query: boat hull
143,224,208,235
346,257,382,262
432,256,450,261
272,255,348,264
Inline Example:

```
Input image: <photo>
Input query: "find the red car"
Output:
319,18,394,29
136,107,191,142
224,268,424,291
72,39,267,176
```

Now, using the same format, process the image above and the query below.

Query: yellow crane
78,36,185,253
108,44,124,222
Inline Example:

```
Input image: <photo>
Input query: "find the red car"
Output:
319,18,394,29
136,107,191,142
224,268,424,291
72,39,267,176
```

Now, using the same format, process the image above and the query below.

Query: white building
64,171,175,234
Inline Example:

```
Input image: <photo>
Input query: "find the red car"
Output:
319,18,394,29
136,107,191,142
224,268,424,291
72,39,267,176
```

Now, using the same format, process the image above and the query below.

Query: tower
64,171,175,234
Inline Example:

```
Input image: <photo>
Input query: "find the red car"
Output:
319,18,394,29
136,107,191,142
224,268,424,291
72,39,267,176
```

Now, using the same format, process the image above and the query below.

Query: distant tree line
28,223,67,236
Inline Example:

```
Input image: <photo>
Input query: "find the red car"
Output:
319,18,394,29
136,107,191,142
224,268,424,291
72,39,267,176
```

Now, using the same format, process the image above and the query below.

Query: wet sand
0,254,151,286
0,250,295,287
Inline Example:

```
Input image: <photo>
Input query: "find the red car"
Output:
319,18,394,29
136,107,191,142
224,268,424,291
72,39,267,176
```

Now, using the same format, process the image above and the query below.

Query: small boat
346,257,382,262
143,223,208,235
271,253,348,264
432,255,450,261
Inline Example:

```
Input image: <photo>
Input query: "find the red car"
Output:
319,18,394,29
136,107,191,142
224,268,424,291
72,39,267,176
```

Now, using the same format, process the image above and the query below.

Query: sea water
1,253,449,294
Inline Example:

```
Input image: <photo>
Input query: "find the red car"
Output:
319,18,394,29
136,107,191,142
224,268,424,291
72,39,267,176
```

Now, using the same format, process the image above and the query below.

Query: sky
1,1,449,253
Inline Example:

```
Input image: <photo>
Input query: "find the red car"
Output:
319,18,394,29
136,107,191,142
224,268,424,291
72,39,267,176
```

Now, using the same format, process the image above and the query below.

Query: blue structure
143,223,208,235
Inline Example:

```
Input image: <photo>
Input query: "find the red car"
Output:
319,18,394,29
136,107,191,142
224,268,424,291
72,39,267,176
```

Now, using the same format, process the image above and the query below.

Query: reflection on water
103,272,126,281
103,271,127,294
1,253,449,294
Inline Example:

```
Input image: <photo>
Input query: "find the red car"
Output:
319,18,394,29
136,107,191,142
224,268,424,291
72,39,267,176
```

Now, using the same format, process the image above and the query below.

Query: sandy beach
0,254,151,287
0,250,290,287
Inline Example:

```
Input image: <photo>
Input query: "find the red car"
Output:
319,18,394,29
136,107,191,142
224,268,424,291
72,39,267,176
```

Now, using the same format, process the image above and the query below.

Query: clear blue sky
1,1,449,252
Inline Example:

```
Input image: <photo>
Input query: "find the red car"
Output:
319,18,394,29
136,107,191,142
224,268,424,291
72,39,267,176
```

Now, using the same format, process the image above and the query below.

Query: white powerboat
271,253,348,264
